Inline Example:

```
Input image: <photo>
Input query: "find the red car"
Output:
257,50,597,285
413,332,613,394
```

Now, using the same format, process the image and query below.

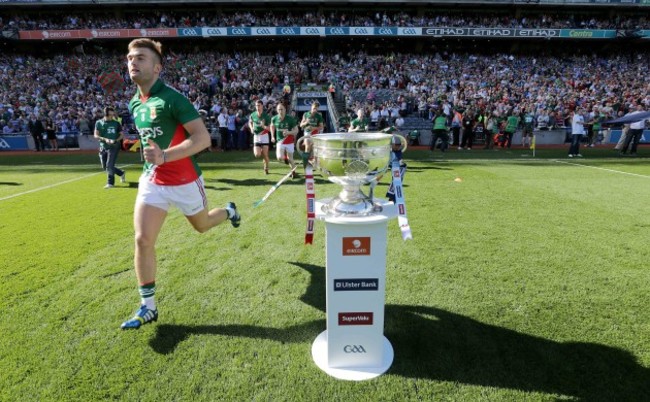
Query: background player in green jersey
348,108,370,133
249,100,272,174
504,112,520,149
120,38,241,330
94,106,126,188
299,101,324,135
521,107,535,148
270,103,299,178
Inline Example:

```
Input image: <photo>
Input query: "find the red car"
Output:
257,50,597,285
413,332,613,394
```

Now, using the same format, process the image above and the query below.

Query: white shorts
276,142,295,159
254,133,270,145
136,174,207,216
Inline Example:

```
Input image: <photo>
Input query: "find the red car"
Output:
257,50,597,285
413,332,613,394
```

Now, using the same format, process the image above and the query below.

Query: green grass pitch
1,148,649,401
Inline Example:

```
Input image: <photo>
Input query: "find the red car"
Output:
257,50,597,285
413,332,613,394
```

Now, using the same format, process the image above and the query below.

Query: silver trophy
298,132,407,216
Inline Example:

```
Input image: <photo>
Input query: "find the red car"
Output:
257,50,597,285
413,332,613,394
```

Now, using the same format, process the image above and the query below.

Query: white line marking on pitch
555,160,650,178
0,164,134,202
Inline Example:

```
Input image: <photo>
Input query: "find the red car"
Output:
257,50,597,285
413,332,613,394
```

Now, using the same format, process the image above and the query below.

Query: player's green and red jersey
249,111,272,135
95,119,122,150
271,114,298,144
302,111,324,131
350,117,370,132
129,79,201,185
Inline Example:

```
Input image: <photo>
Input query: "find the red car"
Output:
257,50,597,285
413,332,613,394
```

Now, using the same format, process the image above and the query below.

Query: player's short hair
104,106,115,116
312,101,320,107
128,38,163,65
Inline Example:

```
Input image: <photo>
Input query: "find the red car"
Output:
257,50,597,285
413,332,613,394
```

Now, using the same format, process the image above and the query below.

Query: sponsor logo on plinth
334,278,378,291
338,312,373,326
342,237,370,256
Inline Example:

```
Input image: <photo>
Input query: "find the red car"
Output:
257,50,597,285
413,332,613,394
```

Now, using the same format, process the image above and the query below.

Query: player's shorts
136,174,207,216
276,142,295,159
254,133,270,146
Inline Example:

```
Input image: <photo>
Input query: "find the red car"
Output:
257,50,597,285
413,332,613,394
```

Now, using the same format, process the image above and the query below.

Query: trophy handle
394,134,408,152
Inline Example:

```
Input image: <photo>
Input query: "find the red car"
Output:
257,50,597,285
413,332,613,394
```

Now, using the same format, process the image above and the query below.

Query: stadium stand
0,3,648,151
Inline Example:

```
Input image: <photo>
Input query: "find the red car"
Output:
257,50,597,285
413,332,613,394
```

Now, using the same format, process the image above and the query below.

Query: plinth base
311,330,394,381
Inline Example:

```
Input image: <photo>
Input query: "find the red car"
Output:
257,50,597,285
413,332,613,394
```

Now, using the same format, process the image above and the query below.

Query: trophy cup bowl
298,132,406,216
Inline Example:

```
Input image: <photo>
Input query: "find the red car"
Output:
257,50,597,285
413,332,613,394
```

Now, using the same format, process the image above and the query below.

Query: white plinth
311,199,397,380
311,330,394,381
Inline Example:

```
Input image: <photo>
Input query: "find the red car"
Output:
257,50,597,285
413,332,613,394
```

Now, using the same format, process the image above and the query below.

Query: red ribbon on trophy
305,163,315,244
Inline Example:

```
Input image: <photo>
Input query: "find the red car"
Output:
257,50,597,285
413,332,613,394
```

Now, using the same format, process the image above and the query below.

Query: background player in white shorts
270,103,299,178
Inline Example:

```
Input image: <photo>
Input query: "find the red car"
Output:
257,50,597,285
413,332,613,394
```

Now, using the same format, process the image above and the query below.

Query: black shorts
254,142,269,148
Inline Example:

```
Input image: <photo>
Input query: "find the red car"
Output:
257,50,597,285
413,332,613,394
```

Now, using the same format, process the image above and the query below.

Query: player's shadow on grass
149,261,650,401
205,177,269,186
111,182,139,189
0,181,22,186
150,320,325,356
204,185,231,191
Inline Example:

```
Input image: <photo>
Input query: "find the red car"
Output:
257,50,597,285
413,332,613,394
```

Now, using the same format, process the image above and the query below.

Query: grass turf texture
1,148,649,401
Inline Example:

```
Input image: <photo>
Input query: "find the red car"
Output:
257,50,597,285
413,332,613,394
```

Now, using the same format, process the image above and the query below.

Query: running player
249,100,273,174
120,38,241,330
271,103,299,178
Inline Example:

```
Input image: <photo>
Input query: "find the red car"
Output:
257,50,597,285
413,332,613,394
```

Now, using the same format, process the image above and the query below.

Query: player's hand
144,138,164,165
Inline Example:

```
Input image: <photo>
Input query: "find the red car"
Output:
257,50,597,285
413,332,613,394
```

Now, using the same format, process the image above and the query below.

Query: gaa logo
403,28,417,35
181,28,199,36
329,28,345,35
255,28,272,35
0,138,10,149
305,28,320,35
344,345,367,353
354,28,369,35
343,237,370,256
231,28,247,35
280,28,297,35
377,28,395,35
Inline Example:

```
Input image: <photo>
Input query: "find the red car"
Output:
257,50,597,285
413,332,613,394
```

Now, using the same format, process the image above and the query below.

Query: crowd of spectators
1,9,649,31
0,48,647,145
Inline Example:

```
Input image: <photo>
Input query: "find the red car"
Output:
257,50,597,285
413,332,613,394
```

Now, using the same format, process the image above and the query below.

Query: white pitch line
0,164,134,202
555,160,650,178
